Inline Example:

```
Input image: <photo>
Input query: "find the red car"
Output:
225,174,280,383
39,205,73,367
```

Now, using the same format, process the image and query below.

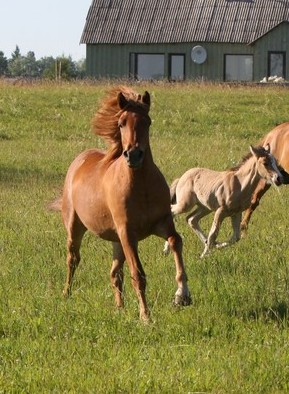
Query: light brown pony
51,86,191,321
241,122,289,234
164,145,283,258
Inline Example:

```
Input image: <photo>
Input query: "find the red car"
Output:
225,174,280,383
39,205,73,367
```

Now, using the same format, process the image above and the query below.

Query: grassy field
1,80,289,393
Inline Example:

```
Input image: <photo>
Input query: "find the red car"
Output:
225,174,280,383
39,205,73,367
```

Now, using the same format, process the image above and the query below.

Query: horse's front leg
118,230,149,322
110,242,125,309
202,208,226,258
216,212,242,249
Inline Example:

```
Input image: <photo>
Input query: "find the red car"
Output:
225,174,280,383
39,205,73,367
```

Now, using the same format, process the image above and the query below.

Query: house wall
86,24,289,81
86,42,253,81
253,22,289,79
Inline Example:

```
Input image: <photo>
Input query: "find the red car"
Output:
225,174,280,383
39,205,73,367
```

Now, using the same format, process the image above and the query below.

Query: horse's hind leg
167,232,191,306
187,206,210,245
63,213,86,296
240,180,270,236
155,218,191,307
110,242,125,308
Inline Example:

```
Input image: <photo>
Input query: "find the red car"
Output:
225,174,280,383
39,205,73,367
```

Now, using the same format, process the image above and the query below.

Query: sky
0,0,93,61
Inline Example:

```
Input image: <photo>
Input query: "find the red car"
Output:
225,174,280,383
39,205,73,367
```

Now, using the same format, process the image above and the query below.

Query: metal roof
81,0,289,45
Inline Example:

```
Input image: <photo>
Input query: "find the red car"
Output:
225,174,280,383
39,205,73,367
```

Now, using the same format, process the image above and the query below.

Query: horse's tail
47,196,62,212
170,178,179,204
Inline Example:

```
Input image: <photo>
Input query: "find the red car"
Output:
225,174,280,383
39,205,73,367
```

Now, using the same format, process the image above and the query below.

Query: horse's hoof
173,293,192,307
163,242,170,256
62,288,71,297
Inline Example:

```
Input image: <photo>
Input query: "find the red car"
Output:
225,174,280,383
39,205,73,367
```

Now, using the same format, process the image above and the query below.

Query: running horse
163,145,283,258
241,122,289,235
51,86,191,321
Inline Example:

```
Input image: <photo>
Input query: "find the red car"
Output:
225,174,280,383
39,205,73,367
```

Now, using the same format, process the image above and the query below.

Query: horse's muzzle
272,173,283,186
123,148,144,168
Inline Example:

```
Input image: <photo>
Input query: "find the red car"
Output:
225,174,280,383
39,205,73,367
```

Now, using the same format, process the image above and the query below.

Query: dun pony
164,145,283,258
51,86,191,321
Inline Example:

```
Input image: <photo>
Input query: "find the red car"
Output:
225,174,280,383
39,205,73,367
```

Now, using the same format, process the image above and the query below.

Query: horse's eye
119,120,126,128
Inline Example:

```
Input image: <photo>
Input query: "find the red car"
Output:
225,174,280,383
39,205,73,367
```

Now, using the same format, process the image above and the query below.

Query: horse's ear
117,92,128,109
250,145,259,157
142,91,150,108
264,143,270,153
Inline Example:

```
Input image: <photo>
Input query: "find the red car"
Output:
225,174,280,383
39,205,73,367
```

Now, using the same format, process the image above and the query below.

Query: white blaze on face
269,153,282,184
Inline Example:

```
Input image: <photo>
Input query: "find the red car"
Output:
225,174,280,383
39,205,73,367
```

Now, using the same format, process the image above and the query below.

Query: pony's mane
230,152,252,172
91,86,149,162
229,145,266,171
229,145,268,172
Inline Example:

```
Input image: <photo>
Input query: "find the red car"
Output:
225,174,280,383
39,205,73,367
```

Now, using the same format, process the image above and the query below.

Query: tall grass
1,80,289,392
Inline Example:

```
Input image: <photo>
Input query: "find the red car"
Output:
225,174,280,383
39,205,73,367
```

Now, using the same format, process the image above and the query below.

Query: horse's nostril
123,150,129,158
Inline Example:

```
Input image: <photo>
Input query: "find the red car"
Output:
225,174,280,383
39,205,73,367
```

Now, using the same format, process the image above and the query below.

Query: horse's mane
91,86,148,162
230,152,253,172
229,145,267,172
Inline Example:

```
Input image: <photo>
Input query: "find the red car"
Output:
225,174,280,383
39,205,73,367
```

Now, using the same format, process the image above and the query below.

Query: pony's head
117,91,151,168
92,87,151,167
250,144,283,186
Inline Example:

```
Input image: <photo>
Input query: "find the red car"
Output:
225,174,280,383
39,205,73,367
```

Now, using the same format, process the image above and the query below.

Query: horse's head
250,144,283,186
117,91,151,169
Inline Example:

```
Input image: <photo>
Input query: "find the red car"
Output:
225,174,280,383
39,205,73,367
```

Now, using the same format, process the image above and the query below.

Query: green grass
1,80,289,392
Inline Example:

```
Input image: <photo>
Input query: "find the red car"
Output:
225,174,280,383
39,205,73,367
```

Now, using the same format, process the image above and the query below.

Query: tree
75,58,86,79
8,45,24,76
3,45,86,79
37,56,55,78
55,55,78,80
0,51,8,75
22,51,39,77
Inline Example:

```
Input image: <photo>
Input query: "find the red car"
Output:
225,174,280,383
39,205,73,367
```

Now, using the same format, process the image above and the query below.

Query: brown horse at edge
241,122,289,235
50,86,191,321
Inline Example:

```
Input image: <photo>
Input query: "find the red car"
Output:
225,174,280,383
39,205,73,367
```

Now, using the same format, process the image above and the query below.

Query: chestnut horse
164,145,283,258
241,122,289,235
51,87,191,321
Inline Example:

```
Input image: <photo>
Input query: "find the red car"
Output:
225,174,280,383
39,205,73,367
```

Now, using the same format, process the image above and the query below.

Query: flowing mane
91,86,149,162
229,145,269,172
229,151,253,172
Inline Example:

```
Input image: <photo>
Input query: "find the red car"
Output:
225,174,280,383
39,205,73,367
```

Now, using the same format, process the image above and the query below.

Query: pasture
1,80,289,392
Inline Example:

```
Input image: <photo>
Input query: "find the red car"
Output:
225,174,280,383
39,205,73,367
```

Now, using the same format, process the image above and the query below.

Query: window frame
224,54,254,82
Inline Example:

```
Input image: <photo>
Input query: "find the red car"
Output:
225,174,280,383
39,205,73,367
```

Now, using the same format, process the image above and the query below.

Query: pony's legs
202,208,226,258
240,180,270,235
216,212,242,249
110,242,125,308
63,213,87,296
230,212,242,244
187,206,210,245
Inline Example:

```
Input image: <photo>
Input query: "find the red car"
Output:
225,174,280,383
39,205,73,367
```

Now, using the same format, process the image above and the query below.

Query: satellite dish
191,45,207,64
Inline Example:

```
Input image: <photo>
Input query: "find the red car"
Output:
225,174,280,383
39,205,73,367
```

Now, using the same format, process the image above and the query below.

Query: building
80,0,289,82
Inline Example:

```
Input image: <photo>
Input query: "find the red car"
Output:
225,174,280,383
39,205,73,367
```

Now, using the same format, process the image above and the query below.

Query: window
133,54,165,80
268,52,285,78
225,54,253,81
169,54,185,81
